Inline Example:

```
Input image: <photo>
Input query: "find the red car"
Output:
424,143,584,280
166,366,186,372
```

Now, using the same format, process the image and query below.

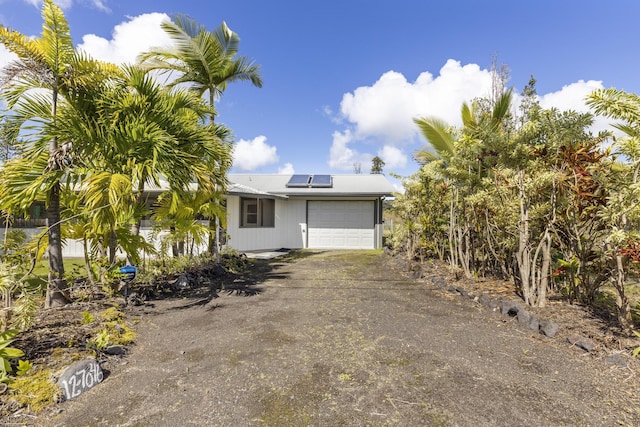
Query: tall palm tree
0,0,117,307
54,64,232,263
138,15,262,259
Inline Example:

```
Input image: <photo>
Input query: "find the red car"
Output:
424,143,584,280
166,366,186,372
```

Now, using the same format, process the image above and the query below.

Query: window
240,198,275,227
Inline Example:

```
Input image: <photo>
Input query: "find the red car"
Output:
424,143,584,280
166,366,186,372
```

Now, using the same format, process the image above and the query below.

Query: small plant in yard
16,359,33,377
87,307,136,352
633,330,640,357
99,306,123,322
0,329,24,379
89,328,110,351
81,310,95,324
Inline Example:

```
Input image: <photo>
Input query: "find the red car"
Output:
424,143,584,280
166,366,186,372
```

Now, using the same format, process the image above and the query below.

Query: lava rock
499,300,521,317
57,358,104,401
479,294,492,306
567,335,595,352
516,309,531,326
431,277,446,288
604,354,628,368
539,320,559,338
527,315,540,331
104,345,126,356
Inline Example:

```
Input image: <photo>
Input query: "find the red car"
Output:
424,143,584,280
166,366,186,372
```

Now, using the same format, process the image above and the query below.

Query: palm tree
412,117,456,164
54,64,232,263
0,0,118,307
152,188,216,257
413,90,513,163
138,15,262,259
412,91,514,279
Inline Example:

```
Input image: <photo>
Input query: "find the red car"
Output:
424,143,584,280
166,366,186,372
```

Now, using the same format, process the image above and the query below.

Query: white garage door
308,201,375,249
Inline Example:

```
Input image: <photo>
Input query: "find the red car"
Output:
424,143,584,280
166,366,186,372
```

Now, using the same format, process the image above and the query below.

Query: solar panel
310,174,333,188
286,174,311,187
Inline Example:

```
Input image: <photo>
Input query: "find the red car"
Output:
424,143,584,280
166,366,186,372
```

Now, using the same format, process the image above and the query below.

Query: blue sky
1,0,639,187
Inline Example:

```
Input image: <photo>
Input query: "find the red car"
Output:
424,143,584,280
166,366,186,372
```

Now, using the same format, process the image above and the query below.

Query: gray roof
227,182,288,199
228,174,395,197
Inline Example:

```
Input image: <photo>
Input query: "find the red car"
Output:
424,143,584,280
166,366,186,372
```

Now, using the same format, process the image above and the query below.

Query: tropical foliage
0,1,242,316
0,0,119,307
393,78,640,331
138,15,262,258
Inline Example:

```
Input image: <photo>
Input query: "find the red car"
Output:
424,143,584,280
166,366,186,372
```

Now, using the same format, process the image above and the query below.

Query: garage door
308,201,374,249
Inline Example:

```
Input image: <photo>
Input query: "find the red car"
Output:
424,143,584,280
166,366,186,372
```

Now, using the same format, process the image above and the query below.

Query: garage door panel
308,201,374,249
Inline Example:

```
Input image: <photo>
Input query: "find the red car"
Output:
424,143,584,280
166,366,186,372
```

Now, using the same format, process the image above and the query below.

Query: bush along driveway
44,250,639,426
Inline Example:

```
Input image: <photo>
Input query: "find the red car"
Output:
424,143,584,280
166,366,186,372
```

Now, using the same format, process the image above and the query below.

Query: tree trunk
45,87,69,308
611,191,633,331
108,229,117,265
129,182,145,264
208,92,222,263
516,170,551,308
448,189,459,270
82,234,96,287
171,225,179,258
517,173,532,304
612,252,633,331
45,182,69,308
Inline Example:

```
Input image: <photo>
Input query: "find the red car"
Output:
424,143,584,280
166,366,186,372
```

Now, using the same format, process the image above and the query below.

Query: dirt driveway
45,250,638,426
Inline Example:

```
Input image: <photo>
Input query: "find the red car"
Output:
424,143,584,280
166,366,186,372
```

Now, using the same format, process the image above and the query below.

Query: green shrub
0,329,24,377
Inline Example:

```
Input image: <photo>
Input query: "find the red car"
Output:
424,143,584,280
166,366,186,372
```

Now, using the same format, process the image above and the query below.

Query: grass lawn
25,258,87,289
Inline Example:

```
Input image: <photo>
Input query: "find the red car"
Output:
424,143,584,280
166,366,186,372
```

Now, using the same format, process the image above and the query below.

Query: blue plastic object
119,265,137,283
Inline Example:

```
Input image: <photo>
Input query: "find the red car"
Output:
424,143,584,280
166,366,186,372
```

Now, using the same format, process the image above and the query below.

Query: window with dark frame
240,197,275,228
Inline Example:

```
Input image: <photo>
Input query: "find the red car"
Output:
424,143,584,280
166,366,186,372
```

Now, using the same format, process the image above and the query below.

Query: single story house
226,174,395,252
0,174,396,257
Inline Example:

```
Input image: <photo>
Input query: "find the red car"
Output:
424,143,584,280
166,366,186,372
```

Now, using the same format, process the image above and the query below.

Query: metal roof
227,182,288,199
228,174,395,197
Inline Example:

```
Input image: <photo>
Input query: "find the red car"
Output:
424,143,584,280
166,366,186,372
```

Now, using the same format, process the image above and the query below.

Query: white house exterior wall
225,196,384,252
0,227,205,259
225,196,307,252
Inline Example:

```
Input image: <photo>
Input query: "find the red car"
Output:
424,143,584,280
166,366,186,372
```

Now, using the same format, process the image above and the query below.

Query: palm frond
413,116,456,159
586,88,640,124
212,21,240,57
461,102,476,129
40,0,74,79
172,14,207,38
492,88,513,125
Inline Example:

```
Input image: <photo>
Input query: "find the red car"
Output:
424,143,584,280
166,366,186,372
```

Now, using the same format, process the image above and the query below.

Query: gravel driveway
46,250,639,426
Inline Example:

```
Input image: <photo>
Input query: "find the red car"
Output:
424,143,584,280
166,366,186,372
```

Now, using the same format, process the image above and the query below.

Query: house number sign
57,358,104,400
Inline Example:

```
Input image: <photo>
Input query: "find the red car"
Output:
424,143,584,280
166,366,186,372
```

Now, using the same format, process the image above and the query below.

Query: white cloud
330,60,617,172
378,145,407,169
277,162,295,175
330,59,493,171
56,0,73,9
0,44,18,70
329,129,371,170
233,135,279,171
89,0,109,12
22,0,40,7
22,0,70,9
77,13,171,65
537,79,613,134
339,59,493,144
539,80,602,111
